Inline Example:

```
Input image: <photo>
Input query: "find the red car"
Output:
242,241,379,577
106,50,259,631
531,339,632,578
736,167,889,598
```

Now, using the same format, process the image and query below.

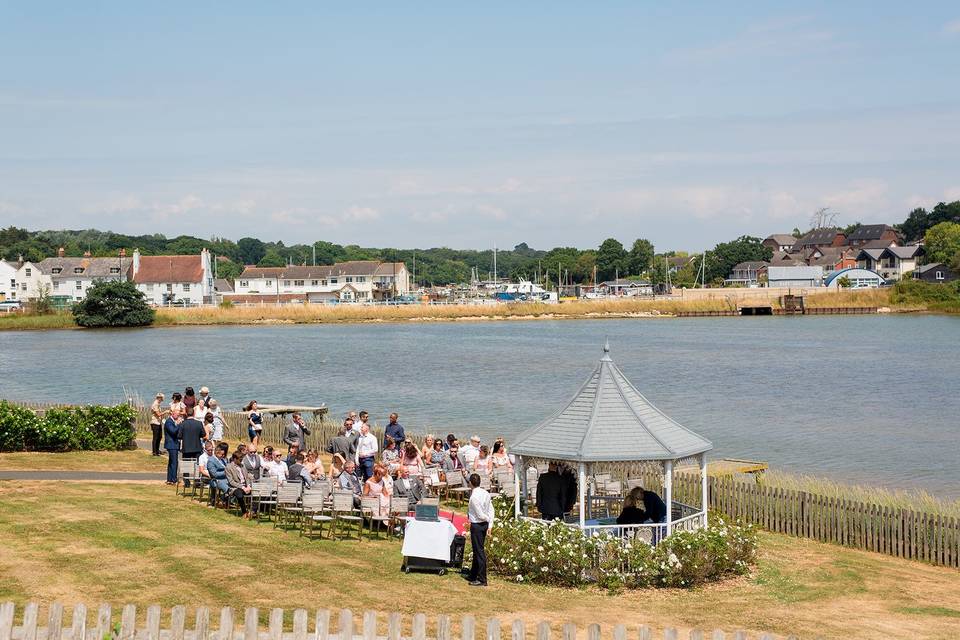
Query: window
346,277,353,283
9,279,14,289
311,280,318,286
330,278,337,284
52,268,62,275
21,283,26,291
166,284,173,292
239,280,248,287
146,283,154,291
356,276,366,283
283,280,291,286
936,271,944,280
265,280,273,287
53,281,60,290
321,279,327,286
110,267,120,274
182,283,190,292
294,280,304,286
74,267,84,274
25,268,31,277
76,281,82,290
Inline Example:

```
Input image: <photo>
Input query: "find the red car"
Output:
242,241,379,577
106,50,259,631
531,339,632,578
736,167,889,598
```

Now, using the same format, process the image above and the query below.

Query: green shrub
890,279,960,305
73,281,155,328
0,401,137,452
486,512,757,592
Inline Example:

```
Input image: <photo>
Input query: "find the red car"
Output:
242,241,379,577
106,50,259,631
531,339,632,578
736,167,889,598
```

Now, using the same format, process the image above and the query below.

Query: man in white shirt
467,472,494,587
460,435,482,467
354,421,379,481
197,441,215,484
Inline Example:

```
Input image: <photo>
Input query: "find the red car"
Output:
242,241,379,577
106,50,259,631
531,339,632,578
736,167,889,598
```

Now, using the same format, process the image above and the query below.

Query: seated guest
491,440,513,472
329,453,346,481
242,445,263,482
197,441,215,482
284,444,299,466
421,435,436,462
472,445,493,474
225,451,253,518
393,465,425,510
304,450,326,480
400,442,424,477
444,433,456,451
363,463,392,514
261,446,286,486
617,484,668,524
206,443,230,507
286,452,313,488
381,436,400,475
442,444,465,479
428,438,445,466
337,460,363,506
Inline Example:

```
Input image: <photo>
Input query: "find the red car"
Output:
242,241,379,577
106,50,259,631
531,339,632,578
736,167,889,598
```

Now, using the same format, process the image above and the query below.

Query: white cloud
821,180,889,213
669,16,843,63
943,19,960,35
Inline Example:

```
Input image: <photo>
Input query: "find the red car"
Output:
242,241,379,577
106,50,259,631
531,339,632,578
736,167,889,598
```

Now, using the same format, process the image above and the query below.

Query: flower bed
487,498,757,591
0,401,137,452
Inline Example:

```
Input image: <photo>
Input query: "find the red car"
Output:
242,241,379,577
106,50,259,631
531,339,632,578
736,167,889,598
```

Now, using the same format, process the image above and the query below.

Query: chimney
58,247,65,258
132,248,141,277
83,250,91,258
16,253,23,266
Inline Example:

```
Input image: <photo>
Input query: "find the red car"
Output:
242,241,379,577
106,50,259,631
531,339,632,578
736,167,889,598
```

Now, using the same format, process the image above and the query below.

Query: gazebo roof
511,343,713,462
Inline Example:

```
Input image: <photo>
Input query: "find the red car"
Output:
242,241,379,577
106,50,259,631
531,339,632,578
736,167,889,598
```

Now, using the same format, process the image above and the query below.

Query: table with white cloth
401,518,458,569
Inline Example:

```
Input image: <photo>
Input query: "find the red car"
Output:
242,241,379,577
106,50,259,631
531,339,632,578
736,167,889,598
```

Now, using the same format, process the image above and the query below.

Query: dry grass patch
0,482,959,639
0,448,164,472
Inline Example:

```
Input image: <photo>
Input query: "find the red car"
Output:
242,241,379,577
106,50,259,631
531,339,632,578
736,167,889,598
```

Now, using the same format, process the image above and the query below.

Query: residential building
768,251,807,267
766,266,825,288
130,248,214,305
597,279,653,296
19,249,127,303
857,245,923,281
762,234,797,253
824,268,886,289
233,260,409,303
914,263,958,283
805,247,859,275
792,228,846,251
726,261,769,286
845,224,902,248
665,256,694,274
0,260,18,301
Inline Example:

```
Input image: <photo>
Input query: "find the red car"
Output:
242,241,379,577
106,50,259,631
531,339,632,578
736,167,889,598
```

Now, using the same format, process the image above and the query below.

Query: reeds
759,470,960,519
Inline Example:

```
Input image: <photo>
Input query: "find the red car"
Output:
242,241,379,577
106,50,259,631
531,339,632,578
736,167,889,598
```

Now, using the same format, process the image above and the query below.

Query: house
858,245,923,281
845,224,902,248
768,251,807,267
762,234,797,253
805,247,859,275
598,279,653,296
130,249,214,305
19,249,127,303
824,268,886,289
232,260,409,303
766,266,825,288
213,278,234,295
913,263,958,283
666,256,694,274
792,228,846,251
0,260,18,301
726,261,769,286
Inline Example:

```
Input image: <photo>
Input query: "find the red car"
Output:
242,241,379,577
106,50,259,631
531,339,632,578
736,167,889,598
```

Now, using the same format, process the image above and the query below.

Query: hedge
0,401,137,452
487,496,757,592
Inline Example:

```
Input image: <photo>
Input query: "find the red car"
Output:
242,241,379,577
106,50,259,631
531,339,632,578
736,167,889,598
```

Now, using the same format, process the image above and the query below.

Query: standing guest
286,452,313,487
202,412,216,445
363,463,392,514
467,473,494,587
162,415,182,484
490,441,513,472
244,400,263,445
384,413,405,448
535,462,567,521
328,452,347,481
444,433,457,451
355,422,379,482
400,441,424,477
460,435,482,467
381,437,400,476
560,463,578,516
206,443,229,507
207,399,225,444
429,439,445,466
242,444,263,481
353,411,370,436
472,445,493,474
420,435,436,462
225,451,253,517
393,466,425,509
149,393,166,456
198,386,211,408
283,412,311,451
168,392,185,421
326,421,358,459
183,387,198,418
179,410,207,463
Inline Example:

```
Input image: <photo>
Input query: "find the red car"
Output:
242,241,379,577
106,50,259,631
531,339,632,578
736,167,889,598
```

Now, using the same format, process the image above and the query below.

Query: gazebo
510,342,713,542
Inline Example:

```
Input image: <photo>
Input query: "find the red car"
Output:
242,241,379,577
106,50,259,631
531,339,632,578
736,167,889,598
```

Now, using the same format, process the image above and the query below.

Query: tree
257,249,286,267
573,251,597,283
923,222,960,265
236,237,266,265
703,236,772,284
837,276,852,289
595,238,627,281
72,281,155,328
215,258,243,281
627,239,654,275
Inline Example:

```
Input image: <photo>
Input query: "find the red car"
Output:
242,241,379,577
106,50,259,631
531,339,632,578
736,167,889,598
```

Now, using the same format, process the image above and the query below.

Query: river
2,315,958,496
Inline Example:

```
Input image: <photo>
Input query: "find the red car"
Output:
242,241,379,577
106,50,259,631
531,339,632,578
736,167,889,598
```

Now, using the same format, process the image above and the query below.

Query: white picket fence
0,603,811,640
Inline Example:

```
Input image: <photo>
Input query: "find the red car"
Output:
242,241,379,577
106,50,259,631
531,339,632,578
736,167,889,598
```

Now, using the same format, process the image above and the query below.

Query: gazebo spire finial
601,338,612,361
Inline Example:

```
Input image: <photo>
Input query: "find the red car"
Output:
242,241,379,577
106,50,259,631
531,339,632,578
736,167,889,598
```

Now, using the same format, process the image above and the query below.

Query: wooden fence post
196,607,211,640
269,609,284,640
461,616,476,640
314,610,330,640
387,614,401,640
363,612,378,640
637,625,651,640
22,602,39,640
663,629,677,640
70,604,87,640
587,624,599,640
561,623,575,640
243,608,258,640
95,604,112,640
487,618,501,640
120,605,137,640
512,620,525,640
0,603,16,640
340,610,355,640
412,614,426,640
219,608,234,640
48,603,64,640
612,624,625,640
293,610,308,640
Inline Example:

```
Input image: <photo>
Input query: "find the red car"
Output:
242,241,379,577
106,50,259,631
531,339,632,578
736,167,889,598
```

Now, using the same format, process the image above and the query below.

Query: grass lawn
0,483,958,639
0,447,165,472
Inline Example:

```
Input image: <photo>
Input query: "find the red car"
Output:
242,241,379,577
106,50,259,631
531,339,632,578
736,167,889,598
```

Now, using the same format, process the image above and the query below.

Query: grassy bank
1,481,959,639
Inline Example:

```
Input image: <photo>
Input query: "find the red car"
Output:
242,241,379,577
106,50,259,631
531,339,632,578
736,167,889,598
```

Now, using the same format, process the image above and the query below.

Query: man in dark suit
393,466,425,510
162,415,182,485
283,412,311,451
535,462,567,521
179,413,207,488
326,427,359,460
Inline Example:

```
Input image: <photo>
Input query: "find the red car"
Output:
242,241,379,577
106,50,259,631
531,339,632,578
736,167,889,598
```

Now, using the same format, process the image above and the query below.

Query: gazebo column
577,462,587,529
700,454,709,528
664,459,673,537
514,456,523,518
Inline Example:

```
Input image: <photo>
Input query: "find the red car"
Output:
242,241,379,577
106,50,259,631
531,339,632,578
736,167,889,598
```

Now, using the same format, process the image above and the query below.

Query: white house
857,245,923,281
131,248,214,306
18,250,127,303
0,260,18,301
232,261,409,303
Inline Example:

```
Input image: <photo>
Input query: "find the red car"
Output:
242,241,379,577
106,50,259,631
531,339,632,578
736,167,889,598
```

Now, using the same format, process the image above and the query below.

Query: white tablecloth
402,519,458,562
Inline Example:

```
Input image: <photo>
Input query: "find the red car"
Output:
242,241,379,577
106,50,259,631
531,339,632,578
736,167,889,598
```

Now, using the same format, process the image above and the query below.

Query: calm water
2,316,959,496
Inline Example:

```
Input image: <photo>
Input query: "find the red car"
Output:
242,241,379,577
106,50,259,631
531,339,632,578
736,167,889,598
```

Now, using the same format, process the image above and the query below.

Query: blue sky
2,3,959,251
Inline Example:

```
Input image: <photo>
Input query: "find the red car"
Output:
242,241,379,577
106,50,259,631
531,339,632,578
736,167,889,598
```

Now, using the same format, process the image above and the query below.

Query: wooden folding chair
331,491,362,540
